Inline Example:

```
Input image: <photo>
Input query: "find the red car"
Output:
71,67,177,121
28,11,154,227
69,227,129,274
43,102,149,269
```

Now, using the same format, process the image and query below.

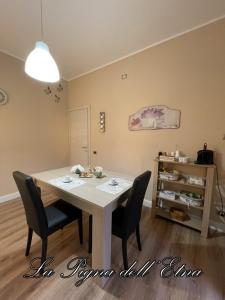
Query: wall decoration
44,86,52,95
128,105,181,130
0,88,8,106
44,82,64,103
99,112,105,132
57,83,63,92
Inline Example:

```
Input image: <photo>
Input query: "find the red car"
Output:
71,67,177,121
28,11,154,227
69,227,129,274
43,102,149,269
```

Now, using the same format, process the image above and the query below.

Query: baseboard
143,199,152,208
0,192,20,204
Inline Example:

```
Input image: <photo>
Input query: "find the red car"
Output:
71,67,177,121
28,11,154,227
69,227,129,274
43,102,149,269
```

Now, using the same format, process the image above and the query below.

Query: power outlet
121,73,128,80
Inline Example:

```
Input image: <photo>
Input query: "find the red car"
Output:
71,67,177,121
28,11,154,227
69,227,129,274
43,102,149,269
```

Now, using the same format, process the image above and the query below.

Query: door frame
68,105,91,166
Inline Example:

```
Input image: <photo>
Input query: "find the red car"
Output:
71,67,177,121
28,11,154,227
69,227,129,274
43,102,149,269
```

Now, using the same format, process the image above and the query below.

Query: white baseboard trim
143,199,152,208
0,192,20,204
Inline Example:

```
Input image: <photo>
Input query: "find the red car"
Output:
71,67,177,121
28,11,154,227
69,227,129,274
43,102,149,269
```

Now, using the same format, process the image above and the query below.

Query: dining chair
88,170,151,269
13,171,83,266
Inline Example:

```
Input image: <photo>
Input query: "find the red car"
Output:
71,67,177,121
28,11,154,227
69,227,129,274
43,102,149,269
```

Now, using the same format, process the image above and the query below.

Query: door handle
82,146,87,149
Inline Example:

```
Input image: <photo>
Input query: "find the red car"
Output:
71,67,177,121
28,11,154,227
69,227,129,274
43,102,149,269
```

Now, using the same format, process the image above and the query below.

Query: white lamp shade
25,41,60,83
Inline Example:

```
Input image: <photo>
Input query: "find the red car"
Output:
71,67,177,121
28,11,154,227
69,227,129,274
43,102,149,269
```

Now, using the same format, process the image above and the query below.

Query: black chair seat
45,205,67,235
51,199,82,221
46,200,82,235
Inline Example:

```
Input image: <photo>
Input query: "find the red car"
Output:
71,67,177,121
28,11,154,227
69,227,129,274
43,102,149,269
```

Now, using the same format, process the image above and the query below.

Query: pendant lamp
25,0,60,82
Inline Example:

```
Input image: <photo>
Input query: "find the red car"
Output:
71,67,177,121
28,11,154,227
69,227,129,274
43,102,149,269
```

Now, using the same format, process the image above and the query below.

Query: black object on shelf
196,143,214,165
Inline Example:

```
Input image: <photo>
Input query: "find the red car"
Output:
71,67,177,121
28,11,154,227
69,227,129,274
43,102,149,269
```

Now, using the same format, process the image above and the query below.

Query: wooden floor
0,193,225,300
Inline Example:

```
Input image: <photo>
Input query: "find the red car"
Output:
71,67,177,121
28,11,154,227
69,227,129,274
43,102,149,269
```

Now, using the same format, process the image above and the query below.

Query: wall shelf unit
151,158,215,238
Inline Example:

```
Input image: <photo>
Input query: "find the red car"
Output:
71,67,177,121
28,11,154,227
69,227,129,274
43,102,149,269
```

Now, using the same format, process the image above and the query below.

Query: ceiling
0,0,225,81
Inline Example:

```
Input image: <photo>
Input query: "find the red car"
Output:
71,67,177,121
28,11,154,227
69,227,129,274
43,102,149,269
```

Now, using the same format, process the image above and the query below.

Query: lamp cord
40,0,44,41
215,164,224,213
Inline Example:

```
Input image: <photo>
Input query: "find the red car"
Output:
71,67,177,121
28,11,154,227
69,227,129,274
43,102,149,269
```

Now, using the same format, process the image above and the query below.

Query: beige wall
1,19,224,225
0,52,69,196
68,19,225,223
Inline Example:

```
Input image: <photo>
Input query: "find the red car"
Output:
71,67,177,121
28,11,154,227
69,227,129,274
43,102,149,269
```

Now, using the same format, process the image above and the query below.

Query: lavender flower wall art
128,105,181,130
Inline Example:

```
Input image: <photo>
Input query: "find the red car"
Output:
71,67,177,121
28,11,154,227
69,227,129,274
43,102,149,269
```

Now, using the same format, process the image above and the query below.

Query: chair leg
25,228,33,256
78,213,83,245
122,239,128,269
88,215,92,254
136,224,142,251
41,238,48,267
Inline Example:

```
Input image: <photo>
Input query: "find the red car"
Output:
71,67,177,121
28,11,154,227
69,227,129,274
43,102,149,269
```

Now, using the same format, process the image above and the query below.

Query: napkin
70,164,85,173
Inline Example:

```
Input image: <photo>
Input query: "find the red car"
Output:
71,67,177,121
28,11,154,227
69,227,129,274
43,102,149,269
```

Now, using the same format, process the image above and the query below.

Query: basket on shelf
169,207,189,221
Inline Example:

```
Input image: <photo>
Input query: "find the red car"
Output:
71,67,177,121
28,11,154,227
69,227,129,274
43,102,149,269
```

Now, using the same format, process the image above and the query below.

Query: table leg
92,205,112,287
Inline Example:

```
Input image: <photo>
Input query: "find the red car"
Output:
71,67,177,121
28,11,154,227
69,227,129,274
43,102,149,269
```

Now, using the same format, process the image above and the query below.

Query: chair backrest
13,171,48,238
123,171,151,238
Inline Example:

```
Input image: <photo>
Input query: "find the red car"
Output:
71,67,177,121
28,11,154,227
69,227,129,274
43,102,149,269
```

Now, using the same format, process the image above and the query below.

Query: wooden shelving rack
151,158,215,238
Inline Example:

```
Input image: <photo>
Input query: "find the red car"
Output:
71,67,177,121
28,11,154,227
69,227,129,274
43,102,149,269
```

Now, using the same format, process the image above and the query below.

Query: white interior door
69,107,90,166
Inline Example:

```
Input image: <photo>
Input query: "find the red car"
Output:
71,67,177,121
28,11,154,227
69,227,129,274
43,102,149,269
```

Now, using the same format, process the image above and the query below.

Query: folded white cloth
159,190,176,200
70,164,85,173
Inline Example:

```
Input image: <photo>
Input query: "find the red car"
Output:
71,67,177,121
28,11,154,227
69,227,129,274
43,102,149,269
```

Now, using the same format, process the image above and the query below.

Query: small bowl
95,171,102,178
63,176,73,183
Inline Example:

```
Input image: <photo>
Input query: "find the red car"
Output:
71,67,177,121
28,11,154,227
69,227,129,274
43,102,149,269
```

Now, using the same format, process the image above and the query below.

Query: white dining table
32,166,134,287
